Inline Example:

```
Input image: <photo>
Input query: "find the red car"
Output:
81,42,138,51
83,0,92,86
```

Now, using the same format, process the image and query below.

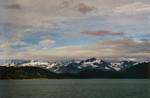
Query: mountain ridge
0,58,150,79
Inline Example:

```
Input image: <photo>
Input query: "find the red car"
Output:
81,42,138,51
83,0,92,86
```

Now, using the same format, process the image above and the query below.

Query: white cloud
13,41,29,47
114,2,150,14
39,39,55,50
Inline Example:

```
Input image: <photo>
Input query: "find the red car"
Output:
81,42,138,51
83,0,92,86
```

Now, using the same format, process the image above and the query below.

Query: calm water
0,79,150,98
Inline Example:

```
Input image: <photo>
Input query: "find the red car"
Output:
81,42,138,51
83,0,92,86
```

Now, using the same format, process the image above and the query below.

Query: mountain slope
0,66,58,79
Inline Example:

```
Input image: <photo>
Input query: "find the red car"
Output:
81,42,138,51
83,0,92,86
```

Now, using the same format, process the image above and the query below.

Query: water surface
0,79,150,98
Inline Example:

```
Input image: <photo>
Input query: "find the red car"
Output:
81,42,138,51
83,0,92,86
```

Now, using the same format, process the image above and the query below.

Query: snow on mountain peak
0,58,149,73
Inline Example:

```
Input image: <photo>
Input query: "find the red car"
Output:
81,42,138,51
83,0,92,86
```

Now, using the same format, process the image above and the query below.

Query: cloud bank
0,0,150,60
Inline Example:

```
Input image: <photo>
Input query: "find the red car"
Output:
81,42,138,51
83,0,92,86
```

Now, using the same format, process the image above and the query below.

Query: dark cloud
0,32,3,35
4,4,22,10
81,30,124,36
61,0,73,8
77,3,96,14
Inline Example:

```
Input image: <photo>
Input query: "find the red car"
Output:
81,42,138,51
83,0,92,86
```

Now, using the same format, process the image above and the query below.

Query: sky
0,0,150,60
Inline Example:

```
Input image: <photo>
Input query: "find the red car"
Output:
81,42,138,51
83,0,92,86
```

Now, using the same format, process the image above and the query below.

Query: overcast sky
0,0,150,60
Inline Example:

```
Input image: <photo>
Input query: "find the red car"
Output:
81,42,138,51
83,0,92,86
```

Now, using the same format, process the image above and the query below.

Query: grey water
0,79,150,98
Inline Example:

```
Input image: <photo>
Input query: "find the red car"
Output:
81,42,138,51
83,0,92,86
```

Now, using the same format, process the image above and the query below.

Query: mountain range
0,58,150,79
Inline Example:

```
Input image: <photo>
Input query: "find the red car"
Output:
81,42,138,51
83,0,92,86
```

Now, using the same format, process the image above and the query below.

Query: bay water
0,79,149,98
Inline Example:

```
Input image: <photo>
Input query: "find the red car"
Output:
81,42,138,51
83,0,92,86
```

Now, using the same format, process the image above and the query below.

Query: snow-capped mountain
79,58,114,70
110,61,136,71
0,59,30,66
47,58,115,73
0,58,149,74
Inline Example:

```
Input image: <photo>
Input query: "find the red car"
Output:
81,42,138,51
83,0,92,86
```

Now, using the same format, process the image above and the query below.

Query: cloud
39,39,56,50
114,2,150,14
0,0,150,60
49,39,150,58
0,0,98,43
61,0,74,8
4,3,22,10
77,3,97,14
0,32,4,36
81,30,124,36
11,41,30,48
2,39,149,59
0,0,148,41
